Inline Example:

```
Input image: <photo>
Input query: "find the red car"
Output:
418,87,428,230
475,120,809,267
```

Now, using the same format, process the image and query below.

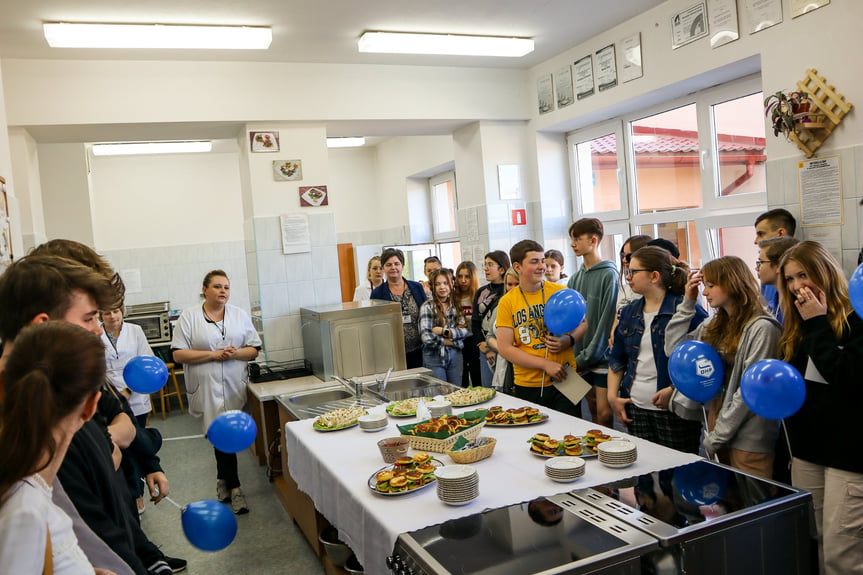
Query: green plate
312,420,359,432
385,401,418,417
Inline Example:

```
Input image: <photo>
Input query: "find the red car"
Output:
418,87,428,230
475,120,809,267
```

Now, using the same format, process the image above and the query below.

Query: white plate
548,475,583,483
598,440,636,454
600,460,636,469
545,456,586,470
361,425,388,433
435,465,477,481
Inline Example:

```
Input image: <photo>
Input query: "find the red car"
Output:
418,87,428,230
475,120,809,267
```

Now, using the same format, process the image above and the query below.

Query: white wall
37,143,94,245
8,128,45,252
328,147,378,236
89,142,244,250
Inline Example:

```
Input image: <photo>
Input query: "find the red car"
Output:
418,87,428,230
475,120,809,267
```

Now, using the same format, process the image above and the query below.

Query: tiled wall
103,241,251,314
249,212,342,364
457,201,545,265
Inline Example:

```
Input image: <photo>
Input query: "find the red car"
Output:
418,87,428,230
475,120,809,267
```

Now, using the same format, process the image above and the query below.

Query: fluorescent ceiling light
44,23,272,50
327,137,366,148
91,141,213,156
358,31,534,57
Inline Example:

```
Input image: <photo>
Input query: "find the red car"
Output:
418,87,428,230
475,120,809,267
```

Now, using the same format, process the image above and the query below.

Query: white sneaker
231,488,249,515
216,480,230,503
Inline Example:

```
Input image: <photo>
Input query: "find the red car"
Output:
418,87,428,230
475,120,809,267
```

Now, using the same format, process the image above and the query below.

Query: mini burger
542,438,560,455
412,452,431,465
388,475,407,493
563,435,583,456
595,434,612,446
376,470,394,492
405,471,423,490
395,456,415,470
416,463,436,484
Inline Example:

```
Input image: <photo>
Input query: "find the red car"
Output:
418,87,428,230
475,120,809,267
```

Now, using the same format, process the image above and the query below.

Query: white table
284,392,701,575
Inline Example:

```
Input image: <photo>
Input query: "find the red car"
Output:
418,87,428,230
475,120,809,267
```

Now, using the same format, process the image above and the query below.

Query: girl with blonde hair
454,261,481,387
665,256,781,478
776,241,863,575
352,256,383,302
419,268,469,384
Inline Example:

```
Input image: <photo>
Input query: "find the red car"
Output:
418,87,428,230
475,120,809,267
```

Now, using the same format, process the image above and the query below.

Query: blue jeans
423,347,463,386
480,355,495,388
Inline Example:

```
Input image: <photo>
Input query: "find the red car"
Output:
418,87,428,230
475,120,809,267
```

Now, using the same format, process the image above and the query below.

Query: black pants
461,335,482,388
406,347,423,369
513,384,582,419
215,448,241,490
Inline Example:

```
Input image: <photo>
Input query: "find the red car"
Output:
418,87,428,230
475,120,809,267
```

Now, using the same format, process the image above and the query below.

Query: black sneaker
164,556,187,573
147,560,172,575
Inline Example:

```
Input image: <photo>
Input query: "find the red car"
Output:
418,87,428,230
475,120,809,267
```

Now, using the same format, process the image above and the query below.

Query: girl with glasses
665,256,781,479
607,246,707,453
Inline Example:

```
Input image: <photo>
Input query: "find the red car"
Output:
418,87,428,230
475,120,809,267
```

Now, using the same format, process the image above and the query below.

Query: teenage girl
353,255,383,302
0,322,114,574
607,246,707,454
487,267,521,392
454,261,481,387
473,251,511,387
544,249,568,285
665,256,781,478
419,268,469,384
777,241,863,575
421,256,443,298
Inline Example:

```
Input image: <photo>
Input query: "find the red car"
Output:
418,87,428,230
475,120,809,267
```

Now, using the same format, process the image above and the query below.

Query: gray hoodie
665,298,781,454
566,259,619,370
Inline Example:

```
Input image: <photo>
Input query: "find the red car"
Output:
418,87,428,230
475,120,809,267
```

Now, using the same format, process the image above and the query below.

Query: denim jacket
608,294,707,398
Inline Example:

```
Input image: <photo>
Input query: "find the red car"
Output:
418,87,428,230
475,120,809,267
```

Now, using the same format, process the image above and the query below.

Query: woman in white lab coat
100,307,154,428
171,270,261,515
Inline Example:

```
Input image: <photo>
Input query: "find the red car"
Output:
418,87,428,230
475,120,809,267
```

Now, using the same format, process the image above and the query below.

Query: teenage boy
496,240,587,417
567,218,619,428
0,254,184,575
753,209,797,314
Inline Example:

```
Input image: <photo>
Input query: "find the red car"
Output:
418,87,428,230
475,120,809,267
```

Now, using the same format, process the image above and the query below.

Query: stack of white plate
597,440,638,468
435,465,479,506
358,413,388,432
544,456,586,483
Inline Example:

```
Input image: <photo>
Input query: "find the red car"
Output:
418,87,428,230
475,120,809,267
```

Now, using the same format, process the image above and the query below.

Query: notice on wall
798,155,842,226
121,268,143,294
744,0,783,33
595,44,618,92
573,55,595,100
802,225,843,263
555,66,574,108
671,2,709,49
537,74,554,115
620,33,643,83
791,0,829,18
464,207,480,241
280,213,311,254
707,0,739,48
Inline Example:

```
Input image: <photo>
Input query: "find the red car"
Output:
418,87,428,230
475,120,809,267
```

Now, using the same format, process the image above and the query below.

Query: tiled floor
140,410,324,575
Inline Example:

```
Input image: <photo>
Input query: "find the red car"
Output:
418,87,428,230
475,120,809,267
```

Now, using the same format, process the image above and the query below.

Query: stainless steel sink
276,385,389,420
368,374,461,401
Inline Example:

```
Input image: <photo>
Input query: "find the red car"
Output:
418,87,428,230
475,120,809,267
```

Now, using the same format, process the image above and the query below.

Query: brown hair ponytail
0,322,105,505
630,246,690,296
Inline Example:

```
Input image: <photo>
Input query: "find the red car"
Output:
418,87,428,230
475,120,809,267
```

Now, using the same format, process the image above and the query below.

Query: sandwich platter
385,398,423,417
368,457,444,496
527,433,598,458
444,387,495,407
484,405,549,427
313,406,366,431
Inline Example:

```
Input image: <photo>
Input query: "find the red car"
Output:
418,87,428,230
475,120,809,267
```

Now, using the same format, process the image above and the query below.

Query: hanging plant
764,90,812,140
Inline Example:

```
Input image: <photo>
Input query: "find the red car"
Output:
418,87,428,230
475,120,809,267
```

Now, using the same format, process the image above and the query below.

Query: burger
376,470,394,492
405,471,423,490
595,434,612,446
388,475,407,493
412,452,431,465
542,438,560,456
510,407,528,424
563,435,583,456
395,456,415,470
526,407,542,422
416,463,436,484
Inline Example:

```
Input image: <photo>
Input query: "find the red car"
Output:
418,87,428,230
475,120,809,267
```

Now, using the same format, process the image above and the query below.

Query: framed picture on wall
250,131,280,152
273,159,303,181
299,186,328,207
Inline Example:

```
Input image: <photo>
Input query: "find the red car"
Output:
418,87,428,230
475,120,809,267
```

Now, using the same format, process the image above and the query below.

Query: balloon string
701,406,719,462
540,348,549,398
141,478,184,510
781,419,794,470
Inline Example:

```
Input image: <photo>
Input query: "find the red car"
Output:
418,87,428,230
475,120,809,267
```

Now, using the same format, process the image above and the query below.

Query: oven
124,301,172,345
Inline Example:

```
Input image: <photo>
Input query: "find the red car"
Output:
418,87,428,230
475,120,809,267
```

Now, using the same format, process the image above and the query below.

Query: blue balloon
849,264,863,319
674,461,729,506
668,341,724,403
181,500,238,551
207,411,258,454
740,359,805,420
123,356,168,394
544,288,587,335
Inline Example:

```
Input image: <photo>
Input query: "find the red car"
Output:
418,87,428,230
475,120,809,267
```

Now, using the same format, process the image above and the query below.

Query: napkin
415,398,431,422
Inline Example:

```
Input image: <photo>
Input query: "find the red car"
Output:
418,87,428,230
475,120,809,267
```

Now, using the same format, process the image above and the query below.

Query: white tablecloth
284,393,701,575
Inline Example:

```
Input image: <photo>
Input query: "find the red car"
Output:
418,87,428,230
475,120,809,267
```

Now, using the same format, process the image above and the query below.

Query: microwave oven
124,301,172,345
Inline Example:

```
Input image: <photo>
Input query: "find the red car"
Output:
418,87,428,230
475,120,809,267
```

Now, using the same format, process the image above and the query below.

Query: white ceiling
1,0,665,144
0,0,663,68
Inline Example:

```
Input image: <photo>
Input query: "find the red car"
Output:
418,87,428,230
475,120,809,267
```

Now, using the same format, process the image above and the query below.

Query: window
383,242,462,282
568,75,767,268
429,171,458,239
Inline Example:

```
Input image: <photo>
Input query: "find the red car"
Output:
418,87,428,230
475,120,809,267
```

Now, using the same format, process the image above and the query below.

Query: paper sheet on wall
802,225,842,263
791,0,829,18
280,214,311,254
798,155,842,226
473,245,487,268
121,268,143,294
707,0,739,48
465,207,480,241
620,33,643,83
744,0,783,33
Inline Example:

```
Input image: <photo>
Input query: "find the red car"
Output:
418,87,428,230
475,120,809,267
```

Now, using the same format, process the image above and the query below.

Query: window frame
566,119,630,222
429,170,459,241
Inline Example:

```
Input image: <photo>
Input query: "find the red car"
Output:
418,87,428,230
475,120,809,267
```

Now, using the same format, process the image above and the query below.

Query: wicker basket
401,422,485,454
447,437,496,464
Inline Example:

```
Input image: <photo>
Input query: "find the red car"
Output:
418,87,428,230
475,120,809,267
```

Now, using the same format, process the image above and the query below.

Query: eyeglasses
755,259,771,270
624,268,651,279
483,262,499,269
620,252,632,264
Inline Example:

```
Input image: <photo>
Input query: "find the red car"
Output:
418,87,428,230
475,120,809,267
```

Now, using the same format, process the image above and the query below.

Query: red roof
590,128,765,155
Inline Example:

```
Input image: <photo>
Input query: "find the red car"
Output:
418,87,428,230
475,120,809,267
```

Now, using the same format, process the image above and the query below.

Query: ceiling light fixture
43,23,272,50
327,137,366,148
358,31,534,58
91,141,213,156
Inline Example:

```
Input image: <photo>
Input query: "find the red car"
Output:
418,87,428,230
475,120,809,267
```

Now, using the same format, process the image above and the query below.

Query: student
665,256,781,478
472,251,511,387
352,255,383,302
756,236,799,322
616,235,652,312
543,249,568,285
566,218,619,428
0,322,113,575
420,256,443,298
753,208,797,315
496,240,587,416
777,241,863,575
487,267,520,392
607,246,707,454
454,261,481,387
419,268,468,384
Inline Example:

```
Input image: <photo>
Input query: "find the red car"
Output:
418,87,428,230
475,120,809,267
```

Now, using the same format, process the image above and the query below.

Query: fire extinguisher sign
511,209,527,226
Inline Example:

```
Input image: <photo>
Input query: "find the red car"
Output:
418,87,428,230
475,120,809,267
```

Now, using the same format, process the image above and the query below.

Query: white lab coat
101,322,154,417
171,303,262,432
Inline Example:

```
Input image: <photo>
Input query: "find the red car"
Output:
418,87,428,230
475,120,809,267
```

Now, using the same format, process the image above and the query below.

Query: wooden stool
152,362,186,420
